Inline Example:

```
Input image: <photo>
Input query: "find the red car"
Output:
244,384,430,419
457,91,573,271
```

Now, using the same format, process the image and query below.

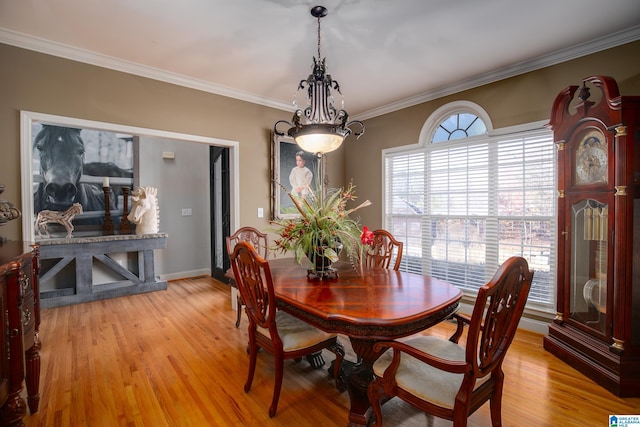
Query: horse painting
35,203,83,239
32,125,133,226
33,125,101,212
127,186,159,235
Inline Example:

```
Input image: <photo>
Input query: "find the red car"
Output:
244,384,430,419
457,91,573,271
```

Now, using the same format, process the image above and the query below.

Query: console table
38,233,168,308
0,241,41,427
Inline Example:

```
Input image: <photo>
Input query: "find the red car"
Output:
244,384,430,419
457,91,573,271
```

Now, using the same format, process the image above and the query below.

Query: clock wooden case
543,75,640,397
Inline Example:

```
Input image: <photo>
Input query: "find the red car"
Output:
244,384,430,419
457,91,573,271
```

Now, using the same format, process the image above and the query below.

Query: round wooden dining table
268,259,462,427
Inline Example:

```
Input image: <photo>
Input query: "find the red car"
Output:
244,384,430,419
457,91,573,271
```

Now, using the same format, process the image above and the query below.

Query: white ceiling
1,0,639,119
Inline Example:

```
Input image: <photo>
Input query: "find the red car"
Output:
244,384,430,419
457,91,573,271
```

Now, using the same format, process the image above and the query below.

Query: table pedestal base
344,337,388,427
305,351,326,369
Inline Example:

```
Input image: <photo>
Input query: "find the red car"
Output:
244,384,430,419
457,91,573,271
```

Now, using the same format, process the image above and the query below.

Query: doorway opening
210,146,231,283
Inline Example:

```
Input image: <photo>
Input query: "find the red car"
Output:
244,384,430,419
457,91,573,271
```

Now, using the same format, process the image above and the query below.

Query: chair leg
426,414,434,427
330,340,345,383
490,373,504,427
452,412,469,427
269,355,285,418
235,295,242,328
333,351,346,392
367,377,387,427
489,398,503,427
244,338,258,393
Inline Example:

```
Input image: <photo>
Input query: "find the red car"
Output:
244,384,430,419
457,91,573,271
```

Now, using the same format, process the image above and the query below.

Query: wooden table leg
345,337,387,427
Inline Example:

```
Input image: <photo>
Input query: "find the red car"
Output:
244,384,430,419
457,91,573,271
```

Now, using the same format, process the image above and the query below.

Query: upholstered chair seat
373,336,491,409
257,310,338,352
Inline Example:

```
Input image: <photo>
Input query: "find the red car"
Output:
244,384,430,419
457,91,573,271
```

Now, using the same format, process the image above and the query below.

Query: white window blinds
384,128,555,308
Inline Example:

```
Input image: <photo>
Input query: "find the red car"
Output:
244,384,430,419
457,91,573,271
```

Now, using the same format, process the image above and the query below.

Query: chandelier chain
317,15,321,60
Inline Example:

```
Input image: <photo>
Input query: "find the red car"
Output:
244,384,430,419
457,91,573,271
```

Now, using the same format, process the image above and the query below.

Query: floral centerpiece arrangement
271,181,371,276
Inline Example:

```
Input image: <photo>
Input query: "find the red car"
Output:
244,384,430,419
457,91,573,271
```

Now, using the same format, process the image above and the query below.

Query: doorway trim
21,110,240,275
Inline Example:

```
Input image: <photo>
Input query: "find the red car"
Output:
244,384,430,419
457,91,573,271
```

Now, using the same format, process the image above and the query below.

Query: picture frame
21,111,136,241
271,133,323,220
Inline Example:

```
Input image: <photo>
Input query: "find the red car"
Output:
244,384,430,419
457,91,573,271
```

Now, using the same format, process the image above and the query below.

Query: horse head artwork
34,203,83,239
32,125,133,224
127,186,159,235
33,125,101,212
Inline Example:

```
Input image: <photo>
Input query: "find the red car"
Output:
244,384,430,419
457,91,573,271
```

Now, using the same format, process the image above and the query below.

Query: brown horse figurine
35,203,83,239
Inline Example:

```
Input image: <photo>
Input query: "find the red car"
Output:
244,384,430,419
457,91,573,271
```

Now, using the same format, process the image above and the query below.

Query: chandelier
274,5,364,154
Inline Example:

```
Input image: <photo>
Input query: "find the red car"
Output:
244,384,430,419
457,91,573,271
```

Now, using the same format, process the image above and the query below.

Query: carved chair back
226,226,269,260
368,256,533,426
364,229,403,270
225,227,269,328
229,240,344,417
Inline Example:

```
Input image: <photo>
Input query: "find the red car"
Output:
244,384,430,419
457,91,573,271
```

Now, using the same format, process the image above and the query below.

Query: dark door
210,146,230,282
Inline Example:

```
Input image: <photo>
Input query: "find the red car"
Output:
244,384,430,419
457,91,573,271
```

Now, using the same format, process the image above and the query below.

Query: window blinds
384,129,555,307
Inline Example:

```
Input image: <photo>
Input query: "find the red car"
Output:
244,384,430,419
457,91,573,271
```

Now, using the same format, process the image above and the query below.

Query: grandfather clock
543,75,640,397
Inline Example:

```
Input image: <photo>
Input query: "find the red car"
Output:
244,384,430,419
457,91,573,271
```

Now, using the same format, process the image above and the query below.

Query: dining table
268,258,463,427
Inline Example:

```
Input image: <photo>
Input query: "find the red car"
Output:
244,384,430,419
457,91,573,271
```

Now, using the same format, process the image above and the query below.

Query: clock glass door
569,197,609,337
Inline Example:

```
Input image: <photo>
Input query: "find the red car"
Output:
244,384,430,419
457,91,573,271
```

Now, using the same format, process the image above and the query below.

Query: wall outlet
181,208,192,216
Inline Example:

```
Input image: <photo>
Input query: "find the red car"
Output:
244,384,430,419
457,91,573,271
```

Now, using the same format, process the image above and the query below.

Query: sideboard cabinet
0,242,41,427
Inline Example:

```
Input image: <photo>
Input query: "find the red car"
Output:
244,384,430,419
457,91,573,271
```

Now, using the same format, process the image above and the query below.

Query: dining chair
364,229,404,270
229,241,344,418
225,226,269,327
367,256,533,427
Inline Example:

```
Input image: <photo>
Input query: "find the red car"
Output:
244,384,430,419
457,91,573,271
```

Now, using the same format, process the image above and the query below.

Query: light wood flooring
22,276,640,426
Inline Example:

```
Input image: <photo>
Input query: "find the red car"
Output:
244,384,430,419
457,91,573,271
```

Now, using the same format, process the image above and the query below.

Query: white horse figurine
127,186,159,235
35,203,83,239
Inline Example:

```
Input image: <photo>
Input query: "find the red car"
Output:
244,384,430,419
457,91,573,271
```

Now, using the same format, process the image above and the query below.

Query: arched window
433,112,487,142
419,100,491,144
383,101,556,311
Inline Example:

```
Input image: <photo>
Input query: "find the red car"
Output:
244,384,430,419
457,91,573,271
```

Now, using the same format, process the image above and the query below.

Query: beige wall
0,43,348,242
2,41,640,243
346,40,640,229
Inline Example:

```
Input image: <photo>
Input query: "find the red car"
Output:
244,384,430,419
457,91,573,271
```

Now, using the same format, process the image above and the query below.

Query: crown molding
2,25,639,121
354,25,640,121
0,28,293,112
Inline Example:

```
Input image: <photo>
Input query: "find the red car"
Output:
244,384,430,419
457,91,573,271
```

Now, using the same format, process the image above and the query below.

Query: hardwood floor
23,276,640,426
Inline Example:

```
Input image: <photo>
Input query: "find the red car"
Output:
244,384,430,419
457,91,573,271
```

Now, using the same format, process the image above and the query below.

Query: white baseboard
457,302,552,335
160,269,211,282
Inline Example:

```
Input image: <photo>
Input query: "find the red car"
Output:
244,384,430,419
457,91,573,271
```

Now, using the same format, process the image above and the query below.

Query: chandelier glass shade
274,6,364,154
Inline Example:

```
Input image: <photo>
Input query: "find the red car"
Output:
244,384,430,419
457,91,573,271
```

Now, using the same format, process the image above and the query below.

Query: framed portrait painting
271,133,323,220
